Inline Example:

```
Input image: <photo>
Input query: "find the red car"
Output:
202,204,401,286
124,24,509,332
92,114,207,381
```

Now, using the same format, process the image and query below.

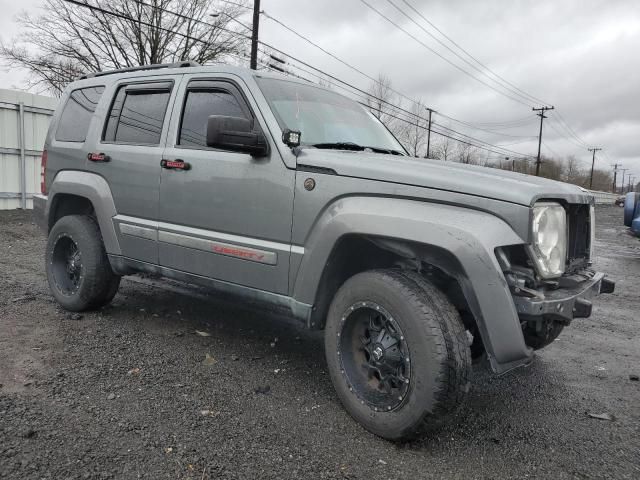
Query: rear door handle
87,152,110,162
161,159,191,171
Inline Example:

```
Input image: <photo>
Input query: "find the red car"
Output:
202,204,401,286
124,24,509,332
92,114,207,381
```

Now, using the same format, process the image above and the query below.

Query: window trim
101,79,174,147
54,85,105,144
175,79,259,152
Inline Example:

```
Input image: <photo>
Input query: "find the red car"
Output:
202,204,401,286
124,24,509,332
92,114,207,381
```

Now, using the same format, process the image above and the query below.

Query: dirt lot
0,206,638,479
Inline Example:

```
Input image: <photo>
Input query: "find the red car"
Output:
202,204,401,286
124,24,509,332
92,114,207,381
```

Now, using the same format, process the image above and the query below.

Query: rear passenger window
179,89,248,147
103,83,171,145
55,86,104,142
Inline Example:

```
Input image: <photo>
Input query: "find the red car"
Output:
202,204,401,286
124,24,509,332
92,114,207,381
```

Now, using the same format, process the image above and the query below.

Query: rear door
158,74,295,294
86,76,181,264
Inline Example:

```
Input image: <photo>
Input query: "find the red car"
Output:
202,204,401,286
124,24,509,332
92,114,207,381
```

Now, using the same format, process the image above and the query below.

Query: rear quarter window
54,86,105,142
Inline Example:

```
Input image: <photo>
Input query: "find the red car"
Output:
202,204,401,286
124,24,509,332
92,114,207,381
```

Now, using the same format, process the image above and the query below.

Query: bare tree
456,144,478,164
366,73,399,128
432,134,454,161
1,0,249,95
564,155,582,184
400,98,428,157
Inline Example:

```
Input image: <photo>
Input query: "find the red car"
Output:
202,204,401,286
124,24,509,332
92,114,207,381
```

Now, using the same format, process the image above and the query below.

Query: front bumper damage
512,270,615,324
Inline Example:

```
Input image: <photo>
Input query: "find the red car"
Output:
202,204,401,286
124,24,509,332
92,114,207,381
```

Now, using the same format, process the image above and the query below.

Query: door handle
87,152,110,162
161,159,191,171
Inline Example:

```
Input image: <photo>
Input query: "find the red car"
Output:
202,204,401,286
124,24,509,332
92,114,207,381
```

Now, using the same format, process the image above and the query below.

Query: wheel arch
293,197,533,374
46,171,121,255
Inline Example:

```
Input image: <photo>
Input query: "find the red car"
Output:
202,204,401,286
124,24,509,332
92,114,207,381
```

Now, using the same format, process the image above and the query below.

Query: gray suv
34,62,614,441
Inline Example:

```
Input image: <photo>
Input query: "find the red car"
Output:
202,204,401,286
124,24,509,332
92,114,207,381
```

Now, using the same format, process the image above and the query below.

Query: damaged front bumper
512,270,615,324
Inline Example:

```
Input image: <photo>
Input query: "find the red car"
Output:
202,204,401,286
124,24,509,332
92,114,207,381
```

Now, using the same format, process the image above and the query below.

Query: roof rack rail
79,61,200,80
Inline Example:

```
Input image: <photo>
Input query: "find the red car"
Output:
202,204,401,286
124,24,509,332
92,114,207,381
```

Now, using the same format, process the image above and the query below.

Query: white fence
0,89,57,210
588,190,619,205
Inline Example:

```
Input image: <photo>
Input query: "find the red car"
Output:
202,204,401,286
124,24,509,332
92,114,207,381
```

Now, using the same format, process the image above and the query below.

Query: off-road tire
523,320,564,350
46,215,120,312
324,269,472,441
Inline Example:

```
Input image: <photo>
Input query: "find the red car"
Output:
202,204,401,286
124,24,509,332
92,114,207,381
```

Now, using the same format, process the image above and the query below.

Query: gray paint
35,64,609,375
290,196,531,371
157,72,295,294
295,149,594,208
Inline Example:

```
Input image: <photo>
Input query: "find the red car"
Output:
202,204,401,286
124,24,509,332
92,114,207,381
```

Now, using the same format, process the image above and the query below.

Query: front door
158,75,295,294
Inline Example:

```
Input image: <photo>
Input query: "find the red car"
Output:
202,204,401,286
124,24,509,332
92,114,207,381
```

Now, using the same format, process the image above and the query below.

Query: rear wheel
324,269,471,441
46,215,120,312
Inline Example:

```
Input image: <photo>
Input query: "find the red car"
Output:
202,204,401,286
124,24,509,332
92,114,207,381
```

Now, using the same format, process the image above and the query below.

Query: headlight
530,202,567,278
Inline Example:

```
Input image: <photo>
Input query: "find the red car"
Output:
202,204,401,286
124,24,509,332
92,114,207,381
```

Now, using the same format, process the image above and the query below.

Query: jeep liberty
34,62,614,440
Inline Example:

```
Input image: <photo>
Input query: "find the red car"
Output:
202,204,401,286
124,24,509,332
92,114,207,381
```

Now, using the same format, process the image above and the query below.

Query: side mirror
206,116,269,157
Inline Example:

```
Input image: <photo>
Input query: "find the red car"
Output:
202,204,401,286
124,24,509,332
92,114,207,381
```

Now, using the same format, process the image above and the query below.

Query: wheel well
48,194,95,231
309,235,480,348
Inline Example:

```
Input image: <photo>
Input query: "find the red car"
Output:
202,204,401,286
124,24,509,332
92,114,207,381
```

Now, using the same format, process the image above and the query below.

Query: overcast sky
1,0,639,184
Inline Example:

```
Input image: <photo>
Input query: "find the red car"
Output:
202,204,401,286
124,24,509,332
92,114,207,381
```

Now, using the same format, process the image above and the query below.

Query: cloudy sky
1,0,639,184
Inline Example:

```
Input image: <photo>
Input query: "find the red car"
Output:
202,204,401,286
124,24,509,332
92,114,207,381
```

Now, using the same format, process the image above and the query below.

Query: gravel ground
0,206,638,479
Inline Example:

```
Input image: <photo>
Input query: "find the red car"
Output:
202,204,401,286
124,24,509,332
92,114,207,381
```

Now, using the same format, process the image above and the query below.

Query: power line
554,111,590,148
279,55,535,158
357,0,534,107
397,0,550,106
258,8,542,144
382,0,544,107
61,0,551,161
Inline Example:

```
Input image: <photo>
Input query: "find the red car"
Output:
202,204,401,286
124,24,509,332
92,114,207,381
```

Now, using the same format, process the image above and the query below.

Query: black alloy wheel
50,234,84,295
46,215,121,311
338,301,411,412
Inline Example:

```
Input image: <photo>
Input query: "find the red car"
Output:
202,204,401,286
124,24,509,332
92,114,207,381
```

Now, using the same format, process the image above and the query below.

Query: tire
324,269,471,441
522,320,564,350
623,192,640,227
46,215,120,312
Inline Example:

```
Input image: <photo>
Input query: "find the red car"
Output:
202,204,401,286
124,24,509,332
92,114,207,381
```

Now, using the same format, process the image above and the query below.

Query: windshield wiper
311,142,404,155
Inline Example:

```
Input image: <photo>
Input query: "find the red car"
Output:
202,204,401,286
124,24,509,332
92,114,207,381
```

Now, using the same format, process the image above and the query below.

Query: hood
296,149,592,207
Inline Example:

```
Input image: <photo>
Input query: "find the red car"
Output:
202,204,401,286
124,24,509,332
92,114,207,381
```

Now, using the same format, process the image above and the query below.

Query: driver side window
178,88,248,148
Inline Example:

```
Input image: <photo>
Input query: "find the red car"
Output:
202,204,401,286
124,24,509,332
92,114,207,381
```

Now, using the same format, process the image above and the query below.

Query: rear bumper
512,271,615,324
33,194,47,232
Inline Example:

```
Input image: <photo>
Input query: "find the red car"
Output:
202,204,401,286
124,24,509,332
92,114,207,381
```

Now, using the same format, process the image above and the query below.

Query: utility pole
620,168,629,194
611,164,620,193
425,107,434,159
588,147,602,189
533,106,554,176
629,176,636,193
250,0,261,70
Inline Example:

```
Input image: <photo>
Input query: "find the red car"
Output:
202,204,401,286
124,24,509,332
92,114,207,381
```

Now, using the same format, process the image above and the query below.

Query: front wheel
324,269,471,441
46,215,120,312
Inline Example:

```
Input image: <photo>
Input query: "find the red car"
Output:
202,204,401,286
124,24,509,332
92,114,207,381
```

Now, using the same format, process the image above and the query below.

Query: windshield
256,77,405,153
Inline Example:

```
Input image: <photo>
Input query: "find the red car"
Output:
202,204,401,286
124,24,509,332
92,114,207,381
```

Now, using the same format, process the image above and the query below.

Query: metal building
0,89,57,210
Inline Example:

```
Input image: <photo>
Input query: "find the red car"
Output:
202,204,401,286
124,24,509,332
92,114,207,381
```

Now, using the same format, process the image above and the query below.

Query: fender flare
292,197,532,373
46,171,121,255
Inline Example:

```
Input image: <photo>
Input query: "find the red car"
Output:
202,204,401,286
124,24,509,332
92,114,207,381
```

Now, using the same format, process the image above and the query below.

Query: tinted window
179,89,247,147
55,86,104,142
104,85,171,145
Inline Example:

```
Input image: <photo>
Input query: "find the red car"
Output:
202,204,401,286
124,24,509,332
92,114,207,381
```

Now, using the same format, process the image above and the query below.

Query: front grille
566,204,591,271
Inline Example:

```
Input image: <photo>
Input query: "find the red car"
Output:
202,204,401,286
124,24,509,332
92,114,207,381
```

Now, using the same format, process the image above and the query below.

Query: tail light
40,149,48,195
